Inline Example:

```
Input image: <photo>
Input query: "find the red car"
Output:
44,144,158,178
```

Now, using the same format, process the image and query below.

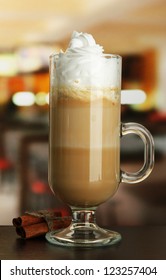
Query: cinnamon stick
12,209,65,227
16,218,71,239
16,222,48,239
13,215,45,227
13,208,72,239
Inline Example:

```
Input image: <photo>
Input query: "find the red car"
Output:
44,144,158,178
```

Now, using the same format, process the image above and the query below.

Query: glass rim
49,52,121,60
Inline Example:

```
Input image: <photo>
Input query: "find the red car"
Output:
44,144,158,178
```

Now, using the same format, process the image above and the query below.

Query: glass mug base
45,210,121,247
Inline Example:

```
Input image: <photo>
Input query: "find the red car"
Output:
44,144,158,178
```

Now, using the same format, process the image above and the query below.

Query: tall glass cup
46,54,154,247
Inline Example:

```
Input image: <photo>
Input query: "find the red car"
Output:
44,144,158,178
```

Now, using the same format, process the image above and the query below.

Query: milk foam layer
52,31,121,97
57,88,120,102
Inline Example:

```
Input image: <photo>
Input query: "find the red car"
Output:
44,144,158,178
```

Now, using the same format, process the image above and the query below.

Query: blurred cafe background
0,0,166,226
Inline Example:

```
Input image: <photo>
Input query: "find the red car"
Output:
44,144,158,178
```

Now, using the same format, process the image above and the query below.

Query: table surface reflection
0,226,166,260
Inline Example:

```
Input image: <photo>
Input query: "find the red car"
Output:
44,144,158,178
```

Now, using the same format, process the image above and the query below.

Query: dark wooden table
0,226,166,260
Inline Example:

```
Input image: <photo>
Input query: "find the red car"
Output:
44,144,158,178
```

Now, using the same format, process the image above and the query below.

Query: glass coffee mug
46,54,154,247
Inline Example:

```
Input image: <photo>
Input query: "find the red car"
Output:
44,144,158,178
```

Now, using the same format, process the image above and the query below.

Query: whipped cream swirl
52,31,121,91
67,31,104,55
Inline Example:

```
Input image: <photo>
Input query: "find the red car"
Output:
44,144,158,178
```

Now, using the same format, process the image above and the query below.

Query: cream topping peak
52,31,121,91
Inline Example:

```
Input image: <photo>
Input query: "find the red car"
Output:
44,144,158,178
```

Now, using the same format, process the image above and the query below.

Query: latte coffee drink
49,89,120,207
49,31,122,208
47,31,154,247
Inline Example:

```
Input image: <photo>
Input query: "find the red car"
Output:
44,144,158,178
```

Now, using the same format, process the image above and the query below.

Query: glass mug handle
121,122,154,183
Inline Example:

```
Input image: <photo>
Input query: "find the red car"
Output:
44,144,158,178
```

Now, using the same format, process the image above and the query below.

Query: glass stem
72,209,96,225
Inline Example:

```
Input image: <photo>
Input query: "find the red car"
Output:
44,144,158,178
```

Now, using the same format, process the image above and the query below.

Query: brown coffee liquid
49,92,120,207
